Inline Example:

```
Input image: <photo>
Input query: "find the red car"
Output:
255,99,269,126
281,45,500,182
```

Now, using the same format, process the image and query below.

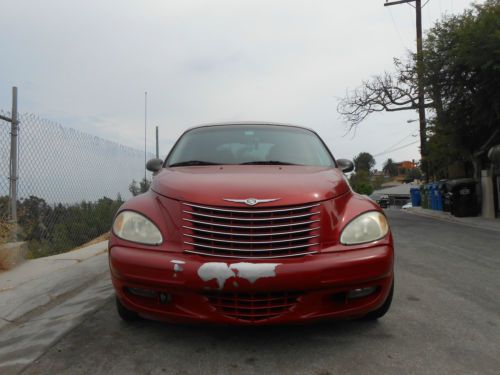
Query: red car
109,123,394,325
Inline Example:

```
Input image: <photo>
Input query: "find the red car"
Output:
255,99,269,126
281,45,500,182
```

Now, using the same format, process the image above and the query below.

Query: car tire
364,280,394,320
116,296,140,322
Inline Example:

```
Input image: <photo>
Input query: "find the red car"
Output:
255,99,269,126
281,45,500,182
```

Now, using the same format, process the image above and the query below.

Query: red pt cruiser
109,123,394,325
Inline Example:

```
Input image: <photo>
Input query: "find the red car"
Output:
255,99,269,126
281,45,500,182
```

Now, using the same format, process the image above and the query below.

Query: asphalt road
19,210,500,375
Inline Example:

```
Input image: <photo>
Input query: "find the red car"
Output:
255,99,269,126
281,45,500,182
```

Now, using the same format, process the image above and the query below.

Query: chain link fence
0,110,153,257
0,113,11,243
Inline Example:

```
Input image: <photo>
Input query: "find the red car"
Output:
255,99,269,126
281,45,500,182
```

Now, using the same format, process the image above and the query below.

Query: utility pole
0,87,19,240
144,91,147,183
385,0,428,181
155,126,159,159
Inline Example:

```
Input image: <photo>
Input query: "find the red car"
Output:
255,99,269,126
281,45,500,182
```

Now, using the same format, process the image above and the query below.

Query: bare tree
337,58,432,132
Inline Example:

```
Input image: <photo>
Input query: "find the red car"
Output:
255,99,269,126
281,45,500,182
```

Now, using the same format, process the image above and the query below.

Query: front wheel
364,280,394,320
116,296,139,322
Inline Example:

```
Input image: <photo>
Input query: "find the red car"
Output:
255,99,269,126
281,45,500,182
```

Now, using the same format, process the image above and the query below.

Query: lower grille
205,291,301,322
182,202,322,259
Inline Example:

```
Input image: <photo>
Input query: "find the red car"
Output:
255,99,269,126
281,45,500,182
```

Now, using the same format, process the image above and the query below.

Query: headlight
112,211,163,245
340,211,389,245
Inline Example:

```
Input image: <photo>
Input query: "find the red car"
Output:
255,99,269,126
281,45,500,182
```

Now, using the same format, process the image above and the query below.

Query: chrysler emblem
223,198,281,206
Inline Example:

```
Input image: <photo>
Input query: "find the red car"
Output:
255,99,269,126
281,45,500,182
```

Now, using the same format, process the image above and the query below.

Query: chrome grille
205,291,302,322
182,202,321,258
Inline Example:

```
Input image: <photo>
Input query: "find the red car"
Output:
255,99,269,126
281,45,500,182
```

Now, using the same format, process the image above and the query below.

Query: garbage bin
410,187,421,207
420,184,428,208
443,191,453,212
426,184,433,209
430,183,437,210
436,181,446,211
445,178,479,217
441,181,453,212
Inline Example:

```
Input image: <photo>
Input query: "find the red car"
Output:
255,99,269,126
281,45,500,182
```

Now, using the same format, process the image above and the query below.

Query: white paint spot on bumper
229,262,279,284
198,262,235,289
197,262,281,289
171,260,186,273
170,260,186,264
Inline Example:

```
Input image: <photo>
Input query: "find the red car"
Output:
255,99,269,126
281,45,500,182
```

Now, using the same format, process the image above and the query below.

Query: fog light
128,287,158,299
159,293,171,304
347,286,377,299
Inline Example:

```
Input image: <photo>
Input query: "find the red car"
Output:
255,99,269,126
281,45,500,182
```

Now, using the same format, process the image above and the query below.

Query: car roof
183,121,317,134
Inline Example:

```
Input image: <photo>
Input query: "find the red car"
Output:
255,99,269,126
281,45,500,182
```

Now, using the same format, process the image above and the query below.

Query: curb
0,241,109,331
405,207,500,233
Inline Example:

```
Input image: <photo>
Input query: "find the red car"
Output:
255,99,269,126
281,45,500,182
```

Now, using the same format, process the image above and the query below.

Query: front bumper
109,245,393,325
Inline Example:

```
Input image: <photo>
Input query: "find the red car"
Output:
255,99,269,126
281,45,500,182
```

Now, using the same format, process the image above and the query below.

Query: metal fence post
9,87,18,241
156,126,159,159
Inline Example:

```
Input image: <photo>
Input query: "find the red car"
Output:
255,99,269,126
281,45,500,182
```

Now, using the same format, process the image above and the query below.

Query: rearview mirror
337,159,354,173
146,158,163,173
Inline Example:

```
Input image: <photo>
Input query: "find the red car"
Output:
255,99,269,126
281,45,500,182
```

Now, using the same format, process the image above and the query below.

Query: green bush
0,195,123,258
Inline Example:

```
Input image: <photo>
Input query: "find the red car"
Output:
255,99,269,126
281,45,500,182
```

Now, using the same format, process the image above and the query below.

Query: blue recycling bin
429,183,444,211
420,185,428,208
435,183,444,211
425,184,433,208
431,183,438,210
410,187,421,207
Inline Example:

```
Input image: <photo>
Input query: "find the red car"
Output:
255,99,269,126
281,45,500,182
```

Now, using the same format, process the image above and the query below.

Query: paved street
11,210,500,374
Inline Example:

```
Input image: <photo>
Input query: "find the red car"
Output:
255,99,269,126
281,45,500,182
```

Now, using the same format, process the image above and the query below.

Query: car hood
151,165,350,206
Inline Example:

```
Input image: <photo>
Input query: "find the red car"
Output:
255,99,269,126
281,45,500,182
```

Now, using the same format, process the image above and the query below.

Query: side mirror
337,159,354,173
146,158,163,173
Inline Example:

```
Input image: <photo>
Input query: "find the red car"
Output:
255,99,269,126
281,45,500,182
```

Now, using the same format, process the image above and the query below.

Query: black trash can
445,179,479,217
438,181,449,212
443,191,453,212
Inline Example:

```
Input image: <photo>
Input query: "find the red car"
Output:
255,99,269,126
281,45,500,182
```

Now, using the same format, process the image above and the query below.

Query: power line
373,140,419,158
387,8,407,48
376,131,418,156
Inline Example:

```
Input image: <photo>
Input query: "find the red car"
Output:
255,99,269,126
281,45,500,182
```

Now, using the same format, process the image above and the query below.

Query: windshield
166,125,335,167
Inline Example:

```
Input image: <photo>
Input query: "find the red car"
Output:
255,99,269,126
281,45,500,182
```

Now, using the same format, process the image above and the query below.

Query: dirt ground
70,232,110,251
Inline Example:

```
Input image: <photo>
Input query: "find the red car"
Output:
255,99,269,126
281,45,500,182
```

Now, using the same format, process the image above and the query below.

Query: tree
128,180,140,196
349,152,376,194
353,152,375,173
337,58,428,130
1,194,125,258
338,57,433,163
405,168,422,182
139,178,151,194
17,196,50,241
372,174,386,190
349,170,373,196
0,196,8,219
383,159,398,177
129,178,151,197
338,0,500,180
422,0,500,178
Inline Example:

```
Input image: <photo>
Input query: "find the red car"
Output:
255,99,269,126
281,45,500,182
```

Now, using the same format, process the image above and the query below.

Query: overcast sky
0,0,482,169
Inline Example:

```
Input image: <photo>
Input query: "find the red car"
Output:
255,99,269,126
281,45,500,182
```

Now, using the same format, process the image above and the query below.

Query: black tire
364,280,394,320
116,296,140,322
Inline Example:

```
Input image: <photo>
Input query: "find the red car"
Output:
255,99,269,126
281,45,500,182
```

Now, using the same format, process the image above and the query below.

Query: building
383,160,420,183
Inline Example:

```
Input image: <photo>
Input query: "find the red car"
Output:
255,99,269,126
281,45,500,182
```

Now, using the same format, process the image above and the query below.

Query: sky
0,0,483,169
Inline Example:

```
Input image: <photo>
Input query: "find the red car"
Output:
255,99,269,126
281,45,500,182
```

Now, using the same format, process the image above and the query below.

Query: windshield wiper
239,160,298,165
168,160,221,167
